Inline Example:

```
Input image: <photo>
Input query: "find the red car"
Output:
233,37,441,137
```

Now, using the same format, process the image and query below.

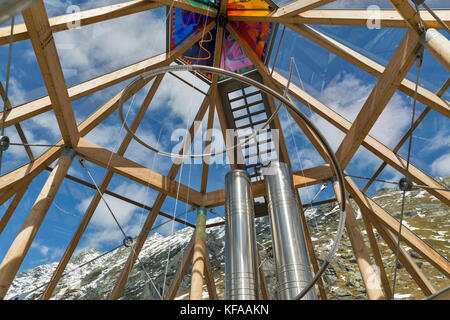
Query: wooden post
360,214,393,299
0,148,75,299
332,180,385,300
189,206,207,300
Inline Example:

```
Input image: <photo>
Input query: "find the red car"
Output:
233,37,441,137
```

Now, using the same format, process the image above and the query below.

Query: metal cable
77,156,164,299
421,1,450,33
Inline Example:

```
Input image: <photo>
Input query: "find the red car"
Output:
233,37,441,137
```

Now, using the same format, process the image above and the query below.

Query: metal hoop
117,65,347,299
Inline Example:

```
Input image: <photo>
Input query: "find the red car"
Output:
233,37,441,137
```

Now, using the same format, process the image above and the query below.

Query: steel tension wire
77,156,165,300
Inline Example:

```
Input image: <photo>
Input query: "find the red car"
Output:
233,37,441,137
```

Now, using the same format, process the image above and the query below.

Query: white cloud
306,73,411,169
77,181,154,249
54,9,166,83
430,153,450,176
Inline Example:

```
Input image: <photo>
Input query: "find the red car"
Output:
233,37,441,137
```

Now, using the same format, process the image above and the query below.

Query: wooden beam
271,71,450,205
40,75,165,300
369,215,436,296
74,138,203,206
360,213,393,299
0,186,28,236
332,181,385,300
0,82,34,161
0,149,75,299
0,75,154,203
153,0,217,17
108,91,212,300
344,175,450,278
0,0,163,45
165,233,195,300
0,22,216,129
389,0,422,32
285,24,450,119
362,77,450,192
427,286,450,300
229,9,450,29
270,0,335,18
22,1,80,147
334,29,420,168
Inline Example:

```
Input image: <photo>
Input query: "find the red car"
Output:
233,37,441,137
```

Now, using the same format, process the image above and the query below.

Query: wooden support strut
0,185,28,236
332,180,385,300
344,176,450,279
0,148,75,299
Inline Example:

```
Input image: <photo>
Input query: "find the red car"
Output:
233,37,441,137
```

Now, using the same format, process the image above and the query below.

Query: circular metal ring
123,236,134,248
118,67,294,161
118,65,347,299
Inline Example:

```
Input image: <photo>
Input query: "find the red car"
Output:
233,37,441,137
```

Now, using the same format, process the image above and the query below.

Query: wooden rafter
332,181,385,300
74,138,203,206
23,1,80,147
228,9,450,29
362,77,450,192
0,184,28,236
0,22,216,130
267,0,336,18
345,176,450,278
0,0,447,302
335,29,420,168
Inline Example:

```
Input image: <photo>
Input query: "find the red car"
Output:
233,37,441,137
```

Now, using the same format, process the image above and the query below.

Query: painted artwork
226,0,271,17
170,0,274,81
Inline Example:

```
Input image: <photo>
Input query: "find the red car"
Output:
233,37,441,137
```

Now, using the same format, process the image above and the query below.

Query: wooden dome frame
0,0,448,300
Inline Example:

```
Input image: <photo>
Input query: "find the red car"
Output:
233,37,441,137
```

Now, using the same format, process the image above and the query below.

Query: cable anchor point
399,177,413,192
0,135,10,151
123,236,134,248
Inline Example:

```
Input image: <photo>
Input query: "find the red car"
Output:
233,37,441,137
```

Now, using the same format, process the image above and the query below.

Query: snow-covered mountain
5,177,449,300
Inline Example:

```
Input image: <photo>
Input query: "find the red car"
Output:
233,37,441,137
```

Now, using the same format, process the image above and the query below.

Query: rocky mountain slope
5,177,449,300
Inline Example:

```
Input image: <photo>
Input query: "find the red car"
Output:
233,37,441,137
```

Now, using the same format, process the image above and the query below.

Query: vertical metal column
225,170,259,300
263,161,314,300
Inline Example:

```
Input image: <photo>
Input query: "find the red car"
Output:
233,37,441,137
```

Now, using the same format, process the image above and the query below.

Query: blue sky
0,0,448,286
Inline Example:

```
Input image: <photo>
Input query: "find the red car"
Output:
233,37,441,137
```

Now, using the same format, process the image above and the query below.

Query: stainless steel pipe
225,170,259,300
263,161,314,300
